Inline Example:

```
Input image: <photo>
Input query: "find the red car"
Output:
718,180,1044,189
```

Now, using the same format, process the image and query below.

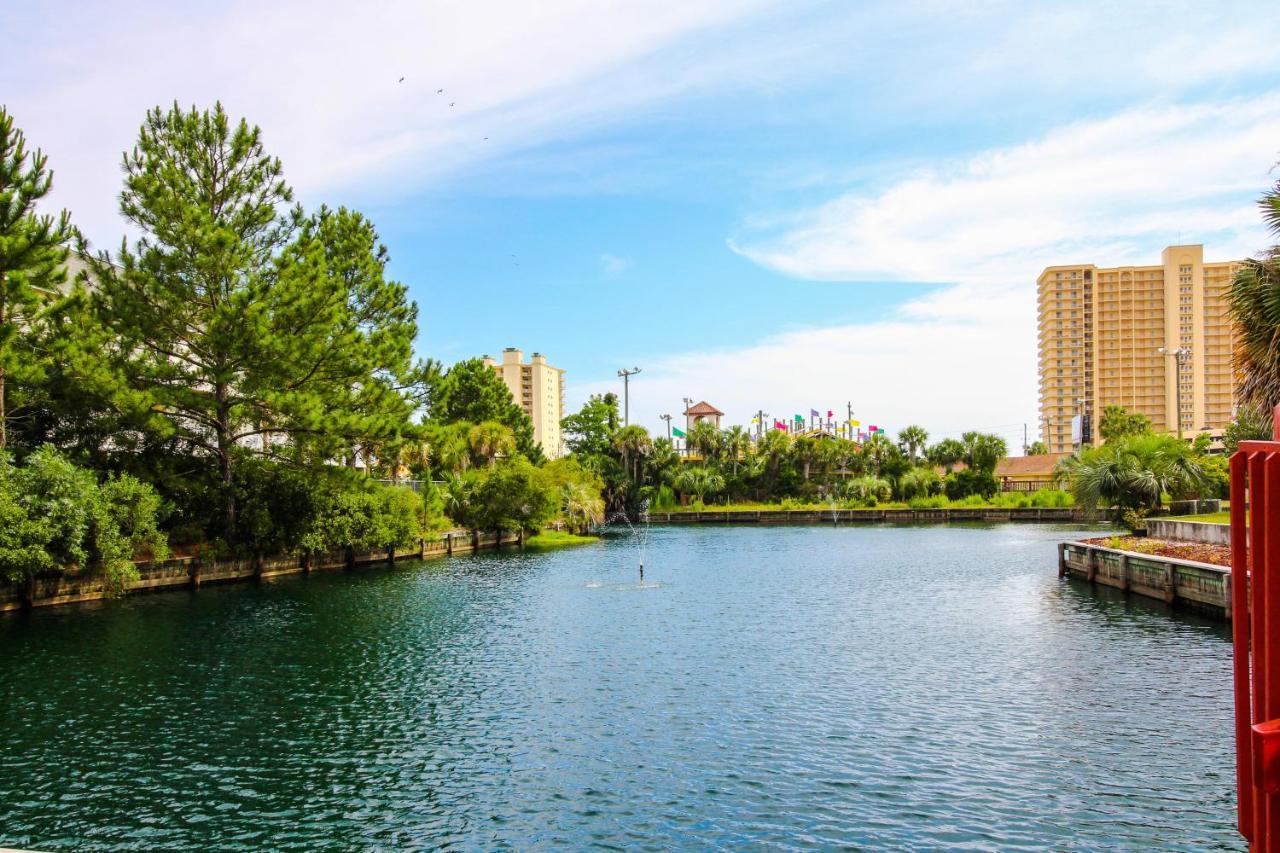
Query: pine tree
88,103,424,540
432,358,542,463
0,107,73,449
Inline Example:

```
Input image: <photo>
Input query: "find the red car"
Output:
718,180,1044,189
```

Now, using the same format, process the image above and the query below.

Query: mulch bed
1081,536,1231,567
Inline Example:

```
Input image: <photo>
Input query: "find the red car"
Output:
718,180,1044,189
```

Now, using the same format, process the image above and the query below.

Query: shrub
907,494,949,509
0,447,168,595
944,469,999,500
1029,489,1073,508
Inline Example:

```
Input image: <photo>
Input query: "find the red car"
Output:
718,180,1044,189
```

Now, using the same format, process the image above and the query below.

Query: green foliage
1098,405,1152,443
1223,406,1273,455
0,447,167,594
432,358,541,463
897,425,929,459
842,475,891,506
897,467,942,500
537,457,606,533
1230,175,1280,414
0,107,74,450
1026,440,1049,456
1058,431,1207,518
461,457,557,532
523,530,599,550
944,469,998,500
83,103,424,542
926,438,965,473
672,465,725,504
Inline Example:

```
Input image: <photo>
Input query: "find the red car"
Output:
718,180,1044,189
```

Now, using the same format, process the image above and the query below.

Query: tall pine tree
0,107,73,450
89,103,424,540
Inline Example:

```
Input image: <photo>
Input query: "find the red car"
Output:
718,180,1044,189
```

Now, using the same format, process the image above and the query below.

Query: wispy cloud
599,253,632,277
731,97,1280,286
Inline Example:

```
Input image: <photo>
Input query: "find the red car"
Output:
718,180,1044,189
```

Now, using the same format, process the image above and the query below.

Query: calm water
0,523,1241,850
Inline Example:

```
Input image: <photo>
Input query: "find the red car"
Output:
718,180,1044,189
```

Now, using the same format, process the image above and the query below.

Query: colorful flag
672,427,686,438
794,414,804,422
848,419,860,427
810,408,819,418
751,415,760,423
827,410,834,418
869,424,877,432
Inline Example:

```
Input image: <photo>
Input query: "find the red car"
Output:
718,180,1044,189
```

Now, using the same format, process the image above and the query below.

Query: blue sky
7,0,1280,449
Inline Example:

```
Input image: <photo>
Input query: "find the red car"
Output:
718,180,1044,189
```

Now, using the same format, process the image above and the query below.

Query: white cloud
5,0,781,244
732,98,1280,285
583,97,1280,445
599,253,632,277
573,282,1038,448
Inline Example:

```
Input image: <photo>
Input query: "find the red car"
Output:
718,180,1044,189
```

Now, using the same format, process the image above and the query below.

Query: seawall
644,507,1094,524
1057,540,1231,619
0,529,518,613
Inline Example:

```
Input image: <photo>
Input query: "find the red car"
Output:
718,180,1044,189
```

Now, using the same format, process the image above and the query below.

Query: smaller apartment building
484,348,566,459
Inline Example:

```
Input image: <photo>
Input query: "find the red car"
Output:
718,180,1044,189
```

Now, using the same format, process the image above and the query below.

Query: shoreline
0,528,519,614
644,507,1098,524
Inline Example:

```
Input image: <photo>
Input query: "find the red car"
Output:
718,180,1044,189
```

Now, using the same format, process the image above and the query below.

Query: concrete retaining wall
1147,518,1231,546
644,507,1091,524
1058,540,1231,619
0,528,518,613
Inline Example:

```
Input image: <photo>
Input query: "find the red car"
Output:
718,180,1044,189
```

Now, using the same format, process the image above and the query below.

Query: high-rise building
1037,245,1240,454
484,348,566,459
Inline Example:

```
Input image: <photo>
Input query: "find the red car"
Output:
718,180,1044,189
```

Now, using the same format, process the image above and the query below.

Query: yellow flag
848,419,860,427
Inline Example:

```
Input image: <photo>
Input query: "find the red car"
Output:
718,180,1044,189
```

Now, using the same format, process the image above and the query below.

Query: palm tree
844,475,891,505
468,420,515,468
897,425,929,460
926,438,965,473
645,437,681,488
791,436,820,481
757,429,791,494
686,420,721,464
673,465,725,504
960,431,1007,474
562,481,605,534
1230,176,1280,415
898,467,942,500
722,425,751,475
613,424,652,484
1057,432,1206,519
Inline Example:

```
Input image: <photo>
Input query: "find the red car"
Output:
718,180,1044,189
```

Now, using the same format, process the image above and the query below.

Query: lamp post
1158,346,1192,440
659,413,672,441
617,367,641,426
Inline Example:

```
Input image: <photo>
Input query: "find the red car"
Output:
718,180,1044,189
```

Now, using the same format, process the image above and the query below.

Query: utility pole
618,367,641,427
1158,346,1192,440
755,409,768,441
1023,423,1028,456
847,401,854,441
681,397,693,456
660,413,672,441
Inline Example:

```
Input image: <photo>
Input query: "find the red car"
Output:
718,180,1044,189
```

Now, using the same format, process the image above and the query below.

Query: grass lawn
1163,511,1230,524
524,530,600,550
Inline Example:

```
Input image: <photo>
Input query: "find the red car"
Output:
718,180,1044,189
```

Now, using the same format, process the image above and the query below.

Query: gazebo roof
683,401,724,416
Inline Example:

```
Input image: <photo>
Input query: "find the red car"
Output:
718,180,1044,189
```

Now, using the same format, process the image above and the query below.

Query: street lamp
1157,346,1192,440
659,413,672,441
617,367,641,426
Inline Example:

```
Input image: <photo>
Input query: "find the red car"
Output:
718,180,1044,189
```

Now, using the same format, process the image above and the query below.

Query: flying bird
450,102,455,107
398,77,405,83
437,88,443,94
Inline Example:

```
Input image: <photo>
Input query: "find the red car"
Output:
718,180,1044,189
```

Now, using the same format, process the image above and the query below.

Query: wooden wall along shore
643,507,1088,524
0,528,524,613
1057,540,1231,620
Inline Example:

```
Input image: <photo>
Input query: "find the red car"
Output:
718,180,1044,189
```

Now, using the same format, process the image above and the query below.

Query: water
0,524,1241,850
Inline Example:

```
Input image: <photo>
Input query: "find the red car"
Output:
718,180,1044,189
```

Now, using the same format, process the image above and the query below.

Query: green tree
1057,431,1207,522
465,457,556,533
0,108,74,450
561,393,619,458
897,425,929,460
432,358,541,462
686,420,721,463
673,465,724,504
86,103,422,541
468,420,515,468
1230,175,1280,415
1223,406,1273,454
960,431,1007,474
612,424,652,484
926,438,965,473
1098,405,1151,443
1026,440,1049,456
722,425,751,475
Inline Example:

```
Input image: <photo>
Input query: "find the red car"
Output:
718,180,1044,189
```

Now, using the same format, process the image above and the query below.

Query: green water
0,524,1241,849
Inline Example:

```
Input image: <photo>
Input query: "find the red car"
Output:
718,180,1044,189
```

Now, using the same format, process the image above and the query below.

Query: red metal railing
1232,407,1280,849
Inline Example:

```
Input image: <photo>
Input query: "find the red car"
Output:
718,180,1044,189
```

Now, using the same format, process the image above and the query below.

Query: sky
6,0,1280,451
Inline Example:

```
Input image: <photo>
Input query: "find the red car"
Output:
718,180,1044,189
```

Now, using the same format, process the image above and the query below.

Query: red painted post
1232,451,1253,841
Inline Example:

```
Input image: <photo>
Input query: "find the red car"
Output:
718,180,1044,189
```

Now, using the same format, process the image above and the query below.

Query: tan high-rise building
484,348,566,459
1037,245,1240,454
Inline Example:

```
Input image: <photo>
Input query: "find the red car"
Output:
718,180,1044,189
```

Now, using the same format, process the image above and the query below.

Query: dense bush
0,447,169,594
944,469,998,500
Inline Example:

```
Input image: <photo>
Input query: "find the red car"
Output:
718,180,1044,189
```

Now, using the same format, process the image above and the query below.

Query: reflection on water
0,523,1242,850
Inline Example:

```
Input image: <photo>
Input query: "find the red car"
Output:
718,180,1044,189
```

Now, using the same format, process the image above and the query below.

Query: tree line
560,393,1016,514
0,102,600,595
